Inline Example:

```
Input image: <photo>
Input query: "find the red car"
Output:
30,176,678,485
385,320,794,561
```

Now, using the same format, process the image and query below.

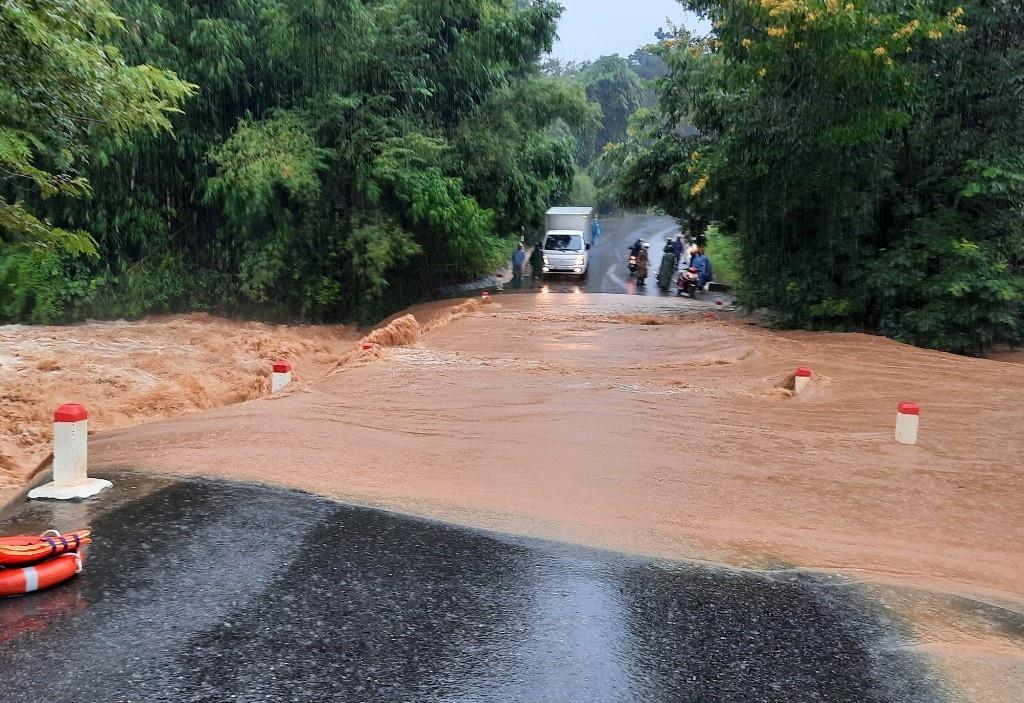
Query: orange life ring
0,552,83,597
0,530,91,566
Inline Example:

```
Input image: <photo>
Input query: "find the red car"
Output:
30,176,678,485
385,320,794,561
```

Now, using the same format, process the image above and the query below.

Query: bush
704,225,743,292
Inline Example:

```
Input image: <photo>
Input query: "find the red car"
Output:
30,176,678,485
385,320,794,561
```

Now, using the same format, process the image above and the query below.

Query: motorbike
628,253,638,274
677,267,700,297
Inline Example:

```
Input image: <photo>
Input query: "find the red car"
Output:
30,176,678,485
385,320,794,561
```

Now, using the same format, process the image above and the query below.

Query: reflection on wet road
0,473,943,702
531,214,731,306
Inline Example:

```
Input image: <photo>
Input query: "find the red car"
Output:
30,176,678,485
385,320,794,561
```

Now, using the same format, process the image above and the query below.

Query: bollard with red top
794,367,813,395
28,404,112,500
361,342,375,352
481,291,491,304
271,360,292,393
895,402,920,445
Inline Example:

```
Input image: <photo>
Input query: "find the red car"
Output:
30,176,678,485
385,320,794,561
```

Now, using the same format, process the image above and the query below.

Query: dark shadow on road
0,473,947,702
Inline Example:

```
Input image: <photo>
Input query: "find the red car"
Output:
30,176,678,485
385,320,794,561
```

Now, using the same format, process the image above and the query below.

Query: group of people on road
630,233,713,293
510,218,602,289
512,242,546,289
509,220,711,294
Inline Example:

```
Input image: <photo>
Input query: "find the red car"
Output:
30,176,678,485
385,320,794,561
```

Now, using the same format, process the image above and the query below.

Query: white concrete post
29,404,112,500
895,402,920,445
481,291,491,304
271,360,292,393
794,367,813,395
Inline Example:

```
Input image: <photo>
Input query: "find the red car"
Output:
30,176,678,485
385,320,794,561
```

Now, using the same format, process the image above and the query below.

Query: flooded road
0,473,943,702
1,218,1022,700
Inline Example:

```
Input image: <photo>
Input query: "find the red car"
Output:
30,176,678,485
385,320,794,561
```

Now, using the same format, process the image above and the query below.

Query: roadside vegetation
703,225,743,293
615,0,1024,355
1,0,600,324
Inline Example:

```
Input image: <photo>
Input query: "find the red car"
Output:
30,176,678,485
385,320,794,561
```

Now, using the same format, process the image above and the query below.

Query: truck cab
541,207,594,278
541,230,589,276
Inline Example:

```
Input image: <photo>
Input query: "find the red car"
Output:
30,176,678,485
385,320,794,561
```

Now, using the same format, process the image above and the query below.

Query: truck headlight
543,256,549,265
574,256,585,266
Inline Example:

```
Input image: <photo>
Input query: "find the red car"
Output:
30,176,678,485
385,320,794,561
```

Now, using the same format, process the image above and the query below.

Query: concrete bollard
794,367,813,395
481,291,491,304
271,360,292,393
895,402,920,445
360,342,375,351
28,404,112,500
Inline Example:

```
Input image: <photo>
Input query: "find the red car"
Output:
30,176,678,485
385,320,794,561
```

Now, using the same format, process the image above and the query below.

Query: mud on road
0,314,358,492
1,291,1022,701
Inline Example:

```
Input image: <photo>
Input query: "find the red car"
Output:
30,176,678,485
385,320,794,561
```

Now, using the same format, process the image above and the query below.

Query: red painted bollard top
272,360,292,374
54,404,88,423
796,367,813,378
898,402,920,416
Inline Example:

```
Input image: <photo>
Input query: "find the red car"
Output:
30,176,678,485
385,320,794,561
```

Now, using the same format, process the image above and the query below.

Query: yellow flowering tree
616,1,1024,354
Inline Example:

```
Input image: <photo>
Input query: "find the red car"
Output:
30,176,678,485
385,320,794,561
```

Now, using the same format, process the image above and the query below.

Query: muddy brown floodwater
0,313,358,490
2,294,1023,701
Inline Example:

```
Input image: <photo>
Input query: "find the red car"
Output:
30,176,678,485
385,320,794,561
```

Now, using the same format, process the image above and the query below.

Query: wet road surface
529,213,731,306
0,472,945,702
585,214,681,295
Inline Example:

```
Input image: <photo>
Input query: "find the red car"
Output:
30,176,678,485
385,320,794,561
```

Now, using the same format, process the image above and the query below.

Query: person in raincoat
635,243,651,286
529,242,545,285
657,238,679,291
690,246,714,290
512,243,526,289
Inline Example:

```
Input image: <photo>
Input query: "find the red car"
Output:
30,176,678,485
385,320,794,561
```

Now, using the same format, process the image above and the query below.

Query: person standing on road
635,243,650,286
592,218,602,244
673,234,685,263
657,238,678,291
512,243,526,289
529,242,545,286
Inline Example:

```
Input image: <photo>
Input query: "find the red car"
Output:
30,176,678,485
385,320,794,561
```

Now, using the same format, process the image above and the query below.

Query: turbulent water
1,294,1022,700
0,313,357,489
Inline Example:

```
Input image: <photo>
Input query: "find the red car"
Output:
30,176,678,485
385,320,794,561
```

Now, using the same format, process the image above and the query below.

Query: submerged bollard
481,291,491,304
360,342,375,351
271,360,292,393
29,404,112,500
794,367,813,395
895,402,920,445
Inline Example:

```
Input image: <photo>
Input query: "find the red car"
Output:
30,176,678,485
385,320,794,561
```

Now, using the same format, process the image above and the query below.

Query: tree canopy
1,0,589,323
0,0,194,253
616,0,1024,355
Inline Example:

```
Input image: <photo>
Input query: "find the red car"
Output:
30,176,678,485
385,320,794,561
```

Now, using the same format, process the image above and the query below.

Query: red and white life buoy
0,552,83,597
0,529,91,567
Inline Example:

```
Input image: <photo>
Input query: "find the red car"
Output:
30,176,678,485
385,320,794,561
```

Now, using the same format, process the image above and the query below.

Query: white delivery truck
540,206,595,278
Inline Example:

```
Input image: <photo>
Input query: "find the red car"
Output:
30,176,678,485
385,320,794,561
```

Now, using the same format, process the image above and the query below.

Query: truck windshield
544,234,583,252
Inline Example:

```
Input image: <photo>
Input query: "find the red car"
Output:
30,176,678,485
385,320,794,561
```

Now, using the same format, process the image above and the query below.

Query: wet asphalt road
527,213,731,305
584,214,682,295
0,473,944,702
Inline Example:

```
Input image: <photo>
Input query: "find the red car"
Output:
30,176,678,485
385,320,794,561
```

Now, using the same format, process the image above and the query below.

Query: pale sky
551,0,709,62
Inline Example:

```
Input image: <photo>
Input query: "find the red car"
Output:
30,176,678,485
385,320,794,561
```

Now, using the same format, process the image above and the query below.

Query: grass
704,224,743,290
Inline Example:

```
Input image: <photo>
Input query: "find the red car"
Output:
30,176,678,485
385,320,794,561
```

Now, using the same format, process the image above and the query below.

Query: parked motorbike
677,267,700,297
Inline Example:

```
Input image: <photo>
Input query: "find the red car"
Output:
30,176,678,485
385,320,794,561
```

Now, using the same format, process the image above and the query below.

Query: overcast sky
551,0,708,62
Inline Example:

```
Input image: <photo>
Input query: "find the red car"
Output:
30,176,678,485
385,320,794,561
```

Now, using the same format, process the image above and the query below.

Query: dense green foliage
617,0,1024,354
543,52,658,214
704,224,742,291
2,0,590,323
0,0,194,321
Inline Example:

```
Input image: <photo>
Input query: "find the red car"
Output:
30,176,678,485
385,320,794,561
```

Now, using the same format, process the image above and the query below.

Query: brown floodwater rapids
2,294,1023,701
0,313,358,490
